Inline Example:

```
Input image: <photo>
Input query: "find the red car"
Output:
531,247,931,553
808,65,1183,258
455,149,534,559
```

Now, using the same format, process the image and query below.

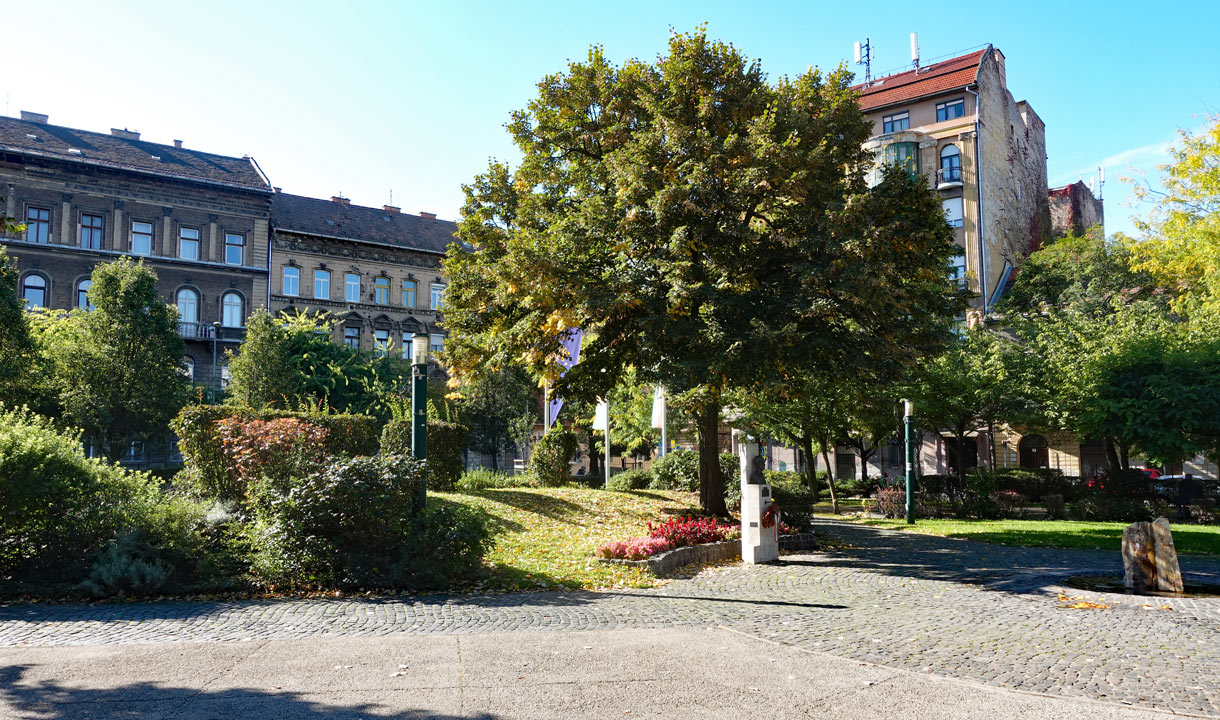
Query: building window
76,279,93,310
314,270,330,299
374,276,391,305
429,333,444,355
942,197,964,228
21,274,47,308
176,288,199,323
402,279,417,307
430,283,444,310
345,273,360,303
883,142,919,175
220,364,231,389
282,266,300,296
374,329,390,357
936,98,965,122
79,213,104,249
949,253,967,287
343,326,360,349
401,331,411,359
179,227,200,260
221,292,243,328
122,441,146,463
882,111,909,133
182,356,195,381
224,233,244,265
940,144,961,183
25,207,50,243
131,221,153,255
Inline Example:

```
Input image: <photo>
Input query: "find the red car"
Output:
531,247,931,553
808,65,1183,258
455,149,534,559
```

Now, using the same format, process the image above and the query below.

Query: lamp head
412,332,429,365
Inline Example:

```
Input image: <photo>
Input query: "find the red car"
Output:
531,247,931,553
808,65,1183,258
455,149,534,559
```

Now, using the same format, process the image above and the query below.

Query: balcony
177,323,247,342
936,166,965,190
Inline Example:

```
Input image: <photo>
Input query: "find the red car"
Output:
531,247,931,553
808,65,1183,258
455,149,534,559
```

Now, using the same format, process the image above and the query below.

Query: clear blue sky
6,1,1218,237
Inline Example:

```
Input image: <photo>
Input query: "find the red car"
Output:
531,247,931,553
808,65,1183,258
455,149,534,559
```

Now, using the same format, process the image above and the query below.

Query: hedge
381,418,470,491
171,405,379,502
531,427,578,487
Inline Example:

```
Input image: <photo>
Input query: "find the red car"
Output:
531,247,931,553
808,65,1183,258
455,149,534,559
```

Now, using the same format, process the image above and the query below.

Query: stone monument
1122,516,1184,594
737,430,778,564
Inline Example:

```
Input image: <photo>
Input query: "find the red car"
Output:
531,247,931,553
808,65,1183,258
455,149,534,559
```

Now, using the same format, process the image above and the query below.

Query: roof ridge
855,48,987,94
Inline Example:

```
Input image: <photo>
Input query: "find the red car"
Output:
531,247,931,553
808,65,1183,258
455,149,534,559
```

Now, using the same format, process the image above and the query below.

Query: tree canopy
441,29,967,513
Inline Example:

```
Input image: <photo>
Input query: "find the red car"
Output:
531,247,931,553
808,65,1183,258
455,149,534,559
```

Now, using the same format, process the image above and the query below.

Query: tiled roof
0,115,270,190
272,193,457,255
855,49,988,112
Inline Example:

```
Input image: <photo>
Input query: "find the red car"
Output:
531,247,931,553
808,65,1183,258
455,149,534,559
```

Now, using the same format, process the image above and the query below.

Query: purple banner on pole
547,328,583,428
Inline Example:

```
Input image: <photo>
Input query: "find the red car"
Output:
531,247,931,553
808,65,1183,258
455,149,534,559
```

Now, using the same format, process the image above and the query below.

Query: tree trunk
801,434,818,498
696,402,727,516
588,436,601,477
1119,442,1131,470
859,447,870,488
1104,437,1121,474
821,446,839,514
987,420,997,469
955,430,968,497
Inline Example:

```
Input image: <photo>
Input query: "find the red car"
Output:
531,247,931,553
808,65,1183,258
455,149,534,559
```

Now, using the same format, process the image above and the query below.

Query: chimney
20,111,49,124
110,128,141,140
173,139,183,148
331,196,350,205
383,205,400,214
419,211,436,220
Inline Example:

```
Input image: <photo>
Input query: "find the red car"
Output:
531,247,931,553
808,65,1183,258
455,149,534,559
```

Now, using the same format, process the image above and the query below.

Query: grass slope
840,517,1220,555
438,487,701,591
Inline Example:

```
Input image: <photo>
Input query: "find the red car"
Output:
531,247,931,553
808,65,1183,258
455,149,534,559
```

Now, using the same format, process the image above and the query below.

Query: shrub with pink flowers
595,536,675,561
648,516,735,547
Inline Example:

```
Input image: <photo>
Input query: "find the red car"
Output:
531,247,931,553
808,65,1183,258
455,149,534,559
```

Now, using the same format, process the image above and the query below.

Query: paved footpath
3,519,1220,718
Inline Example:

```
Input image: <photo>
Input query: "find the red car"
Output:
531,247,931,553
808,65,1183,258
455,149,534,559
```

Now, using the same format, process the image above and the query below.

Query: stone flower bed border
600,533,820,578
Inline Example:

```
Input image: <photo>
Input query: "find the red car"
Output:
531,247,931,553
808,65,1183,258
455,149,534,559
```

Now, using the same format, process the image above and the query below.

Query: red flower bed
595,537,675,561
648,516,735,547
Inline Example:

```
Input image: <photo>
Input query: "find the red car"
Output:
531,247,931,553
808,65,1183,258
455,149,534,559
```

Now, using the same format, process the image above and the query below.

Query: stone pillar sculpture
1123,517,1184,594
737,430,778,564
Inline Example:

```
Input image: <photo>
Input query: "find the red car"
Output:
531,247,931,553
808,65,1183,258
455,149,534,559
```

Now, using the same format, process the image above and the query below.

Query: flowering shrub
595,536,675,561
778,521,799,536
874,486,906,518
214,416,329,506
648,516,735,547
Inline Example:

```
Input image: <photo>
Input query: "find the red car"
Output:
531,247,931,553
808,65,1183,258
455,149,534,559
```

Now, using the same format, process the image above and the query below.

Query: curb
600,533,821,578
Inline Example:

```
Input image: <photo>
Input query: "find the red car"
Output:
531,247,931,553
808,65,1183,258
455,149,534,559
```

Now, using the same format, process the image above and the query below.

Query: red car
1138,467,1163,480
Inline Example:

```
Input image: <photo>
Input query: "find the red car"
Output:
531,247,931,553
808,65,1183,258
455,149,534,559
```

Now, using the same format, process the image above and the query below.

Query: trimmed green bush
457,467,530,491
245,454,441,589
650,449,699,491
607,468,652,491
172,405,379,501
766,470,817,528
721,452,741,510
381,418,471,491
531,427,577,487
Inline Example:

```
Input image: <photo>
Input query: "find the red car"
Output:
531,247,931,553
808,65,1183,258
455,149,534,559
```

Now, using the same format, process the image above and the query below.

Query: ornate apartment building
0,111,274,388
856,45,1050,322
268,192,455,360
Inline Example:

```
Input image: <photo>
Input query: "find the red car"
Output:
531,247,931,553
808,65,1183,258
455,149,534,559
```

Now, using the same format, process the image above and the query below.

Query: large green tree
47,258,188,460
0,246,34,405
460,365,537,471
442,29,967,514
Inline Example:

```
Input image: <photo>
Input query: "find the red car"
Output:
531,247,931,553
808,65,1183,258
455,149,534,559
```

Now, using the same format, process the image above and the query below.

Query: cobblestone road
4,520,1220,716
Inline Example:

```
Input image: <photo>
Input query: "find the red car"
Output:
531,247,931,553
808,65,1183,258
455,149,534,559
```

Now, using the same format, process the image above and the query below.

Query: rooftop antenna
389,188,393,205
1097,166,1105,200
854,38,873,86
910,32,920,72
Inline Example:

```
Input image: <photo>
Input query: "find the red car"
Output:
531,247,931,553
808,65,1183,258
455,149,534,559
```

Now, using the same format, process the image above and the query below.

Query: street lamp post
211,321,221,396
411,333,430,509
903,399,916,524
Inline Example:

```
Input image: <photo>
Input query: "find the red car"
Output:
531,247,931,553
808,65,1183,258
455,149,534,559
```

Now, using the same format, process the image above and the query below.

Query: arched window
940,144,962,183
21,274,47,308
76,279,93,310
176,288,199,324
221,292,243,328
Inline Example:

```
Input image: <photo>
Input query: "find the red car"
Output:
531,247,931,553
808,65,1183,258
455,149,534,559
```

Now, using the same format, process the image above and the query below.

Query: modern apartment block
268,192,454,360
0,111,274,388
856,45,1050,322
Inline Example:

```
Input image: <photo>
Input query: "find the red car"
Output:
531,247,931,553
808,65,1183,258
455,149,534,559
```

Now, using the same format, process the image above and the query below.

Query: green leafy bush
245,454,438,589
531,427,577,487
381,418,470,491
766,470,816,528
380,418,412,456
456,467,532,491
172,405,379,501
720,453,741,510
650,449,699,491
607,468,652,491
1043,493,1066,520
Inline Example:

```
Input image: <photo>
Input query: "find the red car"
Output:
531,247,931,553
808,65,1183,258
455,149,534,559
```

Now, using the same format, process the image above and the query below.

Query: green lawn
437,487,702,592
833,516,1220,555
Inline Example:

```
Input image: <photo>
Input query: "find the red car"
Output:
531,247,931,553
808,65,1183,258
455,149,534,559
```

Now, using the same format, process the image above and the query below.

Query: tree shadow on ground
804,519,1220,595
0,665,499,720
473,489,585,522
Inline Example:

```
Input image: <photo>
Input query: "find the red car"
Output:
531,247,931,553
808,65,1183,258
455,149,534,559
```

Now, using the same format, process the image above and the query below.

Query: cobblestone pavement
4,520,1220,716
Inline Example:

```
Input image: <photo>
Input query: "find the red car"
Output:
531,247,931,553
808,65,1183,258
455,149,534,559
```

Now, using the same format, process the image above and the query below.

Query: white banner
650,385,665,429
592,399,609,431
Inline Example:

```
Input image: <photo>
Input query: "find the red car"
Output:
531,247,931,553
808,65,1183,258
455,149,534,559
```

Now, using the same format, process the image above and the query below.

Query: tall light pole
211,321,221,395
903,399,916,524
411,333,430,508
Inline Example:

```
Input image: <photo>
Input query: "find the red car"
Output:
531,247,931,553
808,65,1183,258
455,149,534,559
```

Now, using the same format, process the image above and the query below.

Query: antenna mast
910,33,921,72
854,38,874,86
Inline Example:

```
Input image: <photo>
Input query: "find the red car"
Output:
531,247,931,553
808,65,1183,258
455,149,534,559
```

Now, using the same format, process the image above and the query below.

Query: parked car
1138,467,1163,481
